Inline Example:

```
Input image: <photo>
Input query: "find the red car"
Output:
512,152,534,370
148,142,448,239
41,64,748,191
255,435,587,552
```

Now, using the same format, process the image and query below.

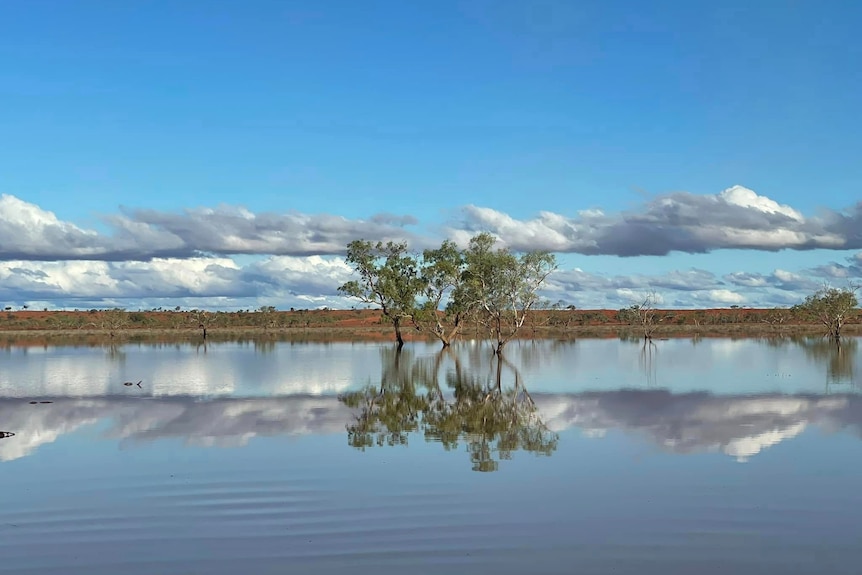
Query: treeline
0,307,346,337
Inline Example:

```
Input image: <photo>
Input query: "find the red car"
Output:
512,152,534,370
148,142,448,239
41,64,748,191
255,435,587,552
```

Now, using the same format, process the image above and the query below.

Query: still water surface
1,336,861,574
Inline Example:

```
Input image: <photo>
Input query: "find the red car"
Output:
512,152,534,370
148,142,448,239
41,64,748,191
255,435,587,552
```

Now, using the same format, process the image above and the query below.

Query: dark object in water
29,401,37,404
0,431,14,439
123,380,143,388
39,401,53,404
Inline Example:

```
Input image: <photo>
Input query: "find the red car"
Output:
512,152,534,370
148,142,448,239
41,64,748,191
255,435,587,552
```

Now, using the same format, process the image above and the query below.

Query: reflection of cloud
2,391,862,463
0,397,352,461
0,343,379,398
534,391,855,462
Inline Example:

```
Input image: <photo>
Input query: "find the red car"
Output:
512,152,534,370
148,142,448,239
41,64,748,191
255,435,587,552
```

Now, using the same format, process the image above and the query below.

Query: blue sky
1,0,861,310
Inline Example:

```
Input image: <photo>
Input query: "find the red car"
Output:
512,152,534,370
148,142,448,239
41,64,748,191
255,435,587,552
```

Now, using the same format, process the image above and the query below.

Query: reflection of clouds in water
0,401,105,461
535,391,855,462
0,397,352,461
2,391,862,463
0,343,385,398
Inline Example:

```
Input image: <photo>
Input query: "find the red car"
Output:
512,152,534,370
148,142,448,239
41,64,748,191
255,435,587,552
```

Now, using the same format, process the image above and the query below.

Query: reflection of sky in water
1,337,858,398
0,341,391,397
502,337,861,394
2,339,862,573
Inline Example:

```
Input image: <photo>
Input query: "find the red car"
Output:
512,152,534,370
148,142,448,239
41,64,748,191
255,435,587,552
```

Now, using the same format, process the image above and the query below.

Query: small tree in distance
793,285,859,342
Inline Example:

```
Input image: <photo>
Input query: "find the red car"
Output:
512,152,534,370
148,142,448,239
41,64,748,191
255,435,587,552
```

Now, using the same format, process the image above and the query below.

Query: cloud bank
1,185,860,309
2,186,860,261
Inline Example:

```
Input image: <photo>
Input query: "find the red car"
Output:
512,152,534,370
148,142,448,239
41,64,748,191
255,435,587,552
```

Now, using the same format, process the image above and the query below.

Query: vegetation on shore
1,303,860,342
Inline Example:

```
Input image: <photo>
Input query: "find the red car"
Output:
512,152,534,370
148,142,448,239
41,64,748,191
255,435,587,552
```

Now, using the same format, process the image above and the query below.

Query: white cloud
450,185,854,256
718,185,803,221
0,186,856,308
2,185,860,262
705,289,745,304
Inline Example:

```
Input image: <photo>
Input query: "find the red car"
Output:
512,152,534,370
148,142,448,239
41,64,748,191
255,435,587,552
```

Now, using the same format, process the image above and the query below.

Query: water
1,336,861,574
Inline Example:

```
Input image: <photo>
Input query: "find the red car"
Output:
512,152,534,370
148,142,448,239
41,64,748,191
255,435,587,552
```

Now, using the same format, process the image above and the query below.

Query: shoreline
0,322,852,347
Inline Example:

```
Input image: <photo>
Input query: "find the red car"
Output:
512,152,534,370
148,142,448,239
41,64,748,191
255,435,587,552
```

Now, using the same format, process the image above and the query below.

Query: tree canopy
337,240,425,349
338,234,556,352
793,286,858,341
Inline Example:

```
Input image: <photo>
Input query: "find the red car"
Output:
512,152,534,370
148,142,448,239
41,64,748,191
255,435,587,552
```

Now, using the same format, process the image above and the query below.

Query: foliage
338,240,425,348
338,234,556,351
792,286,858,341
413,239,471,347
454,233,556,354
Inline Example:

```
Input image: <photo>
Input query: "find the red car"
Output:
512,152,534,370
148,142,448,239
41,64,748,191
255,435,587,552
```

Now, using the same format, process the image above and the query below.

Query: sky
1,0,861,311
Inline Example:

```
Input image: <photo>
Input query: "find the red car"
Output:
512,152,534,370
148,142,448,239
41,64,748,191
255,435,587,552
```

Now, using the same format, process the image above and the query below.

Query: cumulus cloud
808,252,862,281
1,185,860,262
0,195,424,261
450,185,857,256
0,252,833,310
0,186,857,308
0,255,356,310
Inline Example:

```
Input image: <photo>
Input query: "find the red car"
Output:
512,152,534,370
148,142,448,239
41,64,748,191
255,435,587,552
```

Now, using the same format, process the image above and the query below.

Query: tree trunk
394,317,404,349
494,339,505,356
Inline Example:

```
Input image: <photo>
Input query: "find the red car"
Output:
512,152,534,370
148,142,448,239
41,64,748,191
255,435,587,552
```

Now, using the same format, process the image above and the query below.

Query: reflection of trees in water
508,338,578,373
763,335,858,389
339,346,558,472
639,340,658,388
254,339,276,355
800,338,857,389
104,343,126,364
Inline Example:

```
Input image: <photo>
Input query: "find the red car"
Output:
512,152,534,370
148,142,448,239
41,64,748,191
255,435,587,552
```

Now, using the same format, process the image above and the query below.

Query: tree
338,240,426,349
618,291,664,340
190,309,217,340
793,285,858,341
256,305,278,332
454,233,556,355
413,240,473,348
98,308,128,337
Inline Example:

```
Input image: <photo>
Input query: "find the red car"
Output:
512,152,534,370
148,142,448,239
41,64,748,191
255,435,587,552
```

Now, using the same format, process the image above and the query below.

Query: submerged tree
338,240,426,349
793,286,858,341
456,233,556,355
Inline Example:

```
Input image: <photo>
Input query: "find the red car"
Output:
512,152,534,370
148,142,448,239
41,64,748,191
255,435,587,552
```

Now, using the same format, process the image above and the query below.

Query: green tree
793,286,858,341
413,239,474,347
454,233,556,355
338,240,425,349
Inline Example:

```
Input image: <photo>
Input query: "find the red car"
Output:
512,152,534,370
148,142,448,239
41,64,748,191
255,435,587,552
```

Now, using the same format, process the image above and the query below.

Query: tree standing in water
413,239,475,348
455,233,556,355
338,240,425,349
793,285,859,342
